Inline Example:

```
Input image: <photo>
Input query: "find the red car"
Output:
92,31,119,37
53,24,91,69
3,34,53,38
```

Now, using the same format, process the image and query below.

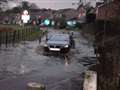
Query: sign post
21,10,30,25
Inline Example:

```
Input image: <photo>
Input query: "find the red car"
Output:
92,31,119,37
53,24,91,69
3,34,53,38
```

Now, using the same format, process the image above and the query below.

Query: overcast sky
25,0,79,9
25,0,100,9
4,0,101,10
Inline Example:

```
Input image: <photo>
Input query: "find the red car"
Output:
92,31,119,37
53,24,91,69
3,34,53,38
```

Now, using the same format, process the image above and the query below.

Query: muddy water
0,30,96,90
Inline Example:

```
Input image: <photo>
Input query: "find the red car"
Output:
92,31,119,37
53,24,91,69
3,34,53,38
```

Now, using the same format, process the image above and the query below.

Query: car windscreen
49,35,69,41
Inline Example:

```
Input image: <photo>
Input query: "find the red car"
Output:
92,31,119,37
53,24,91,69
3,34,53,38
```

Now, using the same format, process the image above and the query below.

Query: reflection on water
64,54,70,67
65,61,69,67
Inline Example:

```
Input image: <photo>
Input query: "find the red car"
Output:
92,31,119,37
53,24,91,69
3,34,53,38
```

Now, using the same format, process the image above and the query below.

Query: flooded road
0,29,96,90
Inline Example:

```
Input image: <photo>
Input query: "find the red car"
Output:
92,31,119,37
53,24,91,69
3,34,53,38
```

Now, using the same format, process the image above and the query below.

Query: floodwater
0,29,96,90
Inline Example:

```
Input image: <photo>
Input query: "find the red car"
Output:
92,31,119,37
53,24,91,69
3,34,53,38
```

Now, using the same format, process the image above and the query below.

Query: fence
0,27,43,48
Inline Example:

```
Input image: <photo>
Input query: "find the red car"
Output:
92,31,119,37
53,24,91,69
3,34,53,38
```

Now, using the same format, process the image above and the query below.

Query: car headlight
64,45,69,48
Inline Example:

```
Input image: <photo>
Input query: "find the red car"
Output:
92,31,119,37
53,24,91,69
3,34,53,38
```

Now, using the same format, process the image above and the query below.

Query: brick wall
96,1,120,20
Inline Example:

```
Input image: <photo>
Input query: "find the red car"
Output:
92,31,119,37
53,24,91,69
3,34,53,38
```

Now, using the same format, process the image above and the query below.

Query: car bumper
49,48,60,51
44,47,70,53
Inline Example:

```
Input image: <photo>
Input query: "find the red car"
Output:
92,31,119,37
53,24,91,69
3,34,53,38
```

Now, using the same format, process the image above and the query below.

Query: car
43,33,72,53
39,22,46,27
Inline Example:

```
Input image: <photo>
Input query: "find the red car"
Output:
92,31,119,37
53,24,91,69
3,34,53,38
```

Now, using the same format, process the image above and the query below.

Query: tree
12,6,21,13
21,1,30,10
0,0,14,11
0,0,7,4
85,4,96,23
0,0,7,10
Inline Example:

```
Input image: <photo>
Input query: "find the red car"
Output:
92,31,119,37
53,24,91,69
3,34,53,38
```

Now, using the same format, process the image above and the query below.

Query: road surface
0,29,96,90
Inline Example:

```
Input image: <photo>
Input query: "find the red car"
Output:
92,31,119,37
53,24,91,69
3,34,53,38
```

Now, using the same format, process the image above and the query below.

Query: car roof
54,33,69,36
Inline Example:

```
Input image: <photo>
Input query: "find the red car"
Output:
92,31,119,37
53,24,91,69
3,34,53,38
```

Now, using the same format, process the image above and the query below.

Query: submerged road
0,29,96,90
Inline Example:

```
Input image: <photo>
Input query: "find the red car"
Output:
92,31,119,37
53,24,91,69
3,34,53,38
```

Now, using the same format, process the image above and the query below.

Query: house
77,4,86,23
96,0,120,20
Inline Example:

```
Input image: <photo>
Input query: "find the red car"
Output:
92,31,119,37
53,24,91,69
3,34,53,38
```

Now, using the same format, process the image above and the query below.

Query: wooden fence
0,27,43,48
